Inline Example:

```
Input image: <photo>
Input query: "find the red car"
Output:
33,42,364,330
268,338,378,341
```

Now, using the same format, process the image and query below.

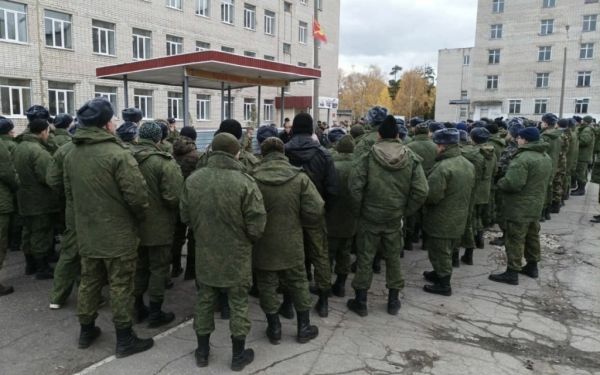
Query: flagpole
312,2,320,128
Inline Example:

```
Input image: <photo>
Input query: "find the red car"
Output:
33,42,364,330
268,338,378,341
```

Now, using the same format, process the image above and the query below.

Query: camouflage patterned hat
212,132,240,156
138,121,162,143
260,137,284,155
336,134,355,154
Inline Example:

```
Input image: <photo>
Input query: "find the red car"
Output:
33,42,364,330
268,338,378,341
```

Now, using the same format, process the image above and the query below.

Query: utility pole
559,25,570,118
312,0,320,127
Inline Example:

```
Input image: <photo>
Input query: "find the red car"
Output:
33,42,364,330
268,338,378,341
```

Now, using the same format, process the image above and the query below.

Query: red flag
313,19,328,43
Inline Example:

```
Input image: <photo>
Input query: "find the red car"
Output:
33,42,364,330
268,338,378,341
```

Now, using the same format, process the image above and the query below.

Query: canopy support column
220,82,225,122
227,85,232,119
123,74,129,108
257,85,262,127
280,87,285,128
183,73,190,127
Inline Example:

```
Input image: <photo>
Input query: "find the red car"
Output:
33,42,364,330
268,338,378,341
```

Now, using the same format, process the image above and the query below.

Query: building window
196,41,210,51
168,92,183,120
542,0,556,8
580,43,594,59
488,49,501,64
0,0,27,43
244,50,256,57
491,24,503,39
263,99,274,121
132,28,152,60
221,46,234,53
577,71,592,87
166,0,182,10
264,10,275,35
540,19,554,35
44,10,72,49
583,15,597,32
221,0,234,24
508,100,522,114
463,55,470,65
534,99,548,114
284,1,292,12
492,0,504,13
300,0,307,4
196,0,210,16
538,46,552,61
134,89,153,119
166,35,183,56
536,73,550,88
94,86,117,113
486,75,499,90
264,54,275,61
460,90,468,99
283,43,291,55
243,98,256,121
244,3,256,30
0,78,30,117
459,106,468,118
92,20,116,56
224,98,234,119
299,21,308,44
196,94,210,120
48,81,75,116
575,98,589,114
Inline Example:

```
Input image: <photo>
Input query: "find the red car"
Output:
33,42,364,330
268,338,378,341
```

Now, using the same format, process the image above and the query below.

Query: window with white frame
575,98,589,114
263,100,274,121
44,10,72,49
168,92,183,120
196,41,210,51
583,15,597,32
94,85,117,113
196,94,210,120
542,0,556,7
48,81,75,115
283,43,291,55
167,0,182,10
221,0,234,24
0,0,28,43
580,43,594,59
244,3,256,30
264,10,275,35
577,71,592,87
284,1,292,12
492,0,504,13
166,35,183,56
196,0,209,16
488,49,500,64
540,19,554,35
299,21,308,44
491,24,503,39
132,28,152,60
0,77,30,117
536,73,550,88
538,46,552,61
486,75,498,89
534,99,548,114
243,98,256,121
92,20,116,56
508,99,521,114
463,55,470,65
224,98,234,119
134,89,153,119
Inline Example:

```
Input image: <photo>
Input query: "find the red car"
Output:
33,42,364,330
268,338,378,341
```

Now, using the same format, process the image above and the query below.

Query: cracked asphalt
1,185,599,375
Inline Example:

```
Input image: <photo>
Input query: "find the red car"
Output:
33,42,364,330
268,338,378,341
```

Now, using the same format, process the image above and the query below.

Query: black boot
544,208,551,221
461,249,474,266
249,283,260,298
489,234,505,246
488,268,519,285
422,270,439,283
231,336,254,372
550,201,561,214
195,334,210,367
147,301,175,328
134,295,149,323
474,231,484,249
171,266,183,278
78,323,101,349
25,254,36,275
571,182,586,196
372,254,382,274
115,326,154,358
387,289,401,315
404,240,413,251
520,262,539,279
452,251,460,268
331,274,347,298
265,313,281,345
34,257,54,280
539,209,546,222
219,292,230,320
296,310,319,343
315,290,329,318
423,275,452,296
278,293,295,320
347,289,368,317
0,283,14,296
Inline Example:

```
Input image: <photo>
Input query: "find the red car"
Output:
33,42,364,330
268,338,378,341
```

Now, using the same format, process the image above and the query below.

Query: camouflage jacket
53,128,72,148
46,141,75,228
496,140,519,181
541,128,561,176
173,136,201,179
460,144,485,209
577,124,595,163
326,152,357,238
473,143,497,205
197,145,259,173
406,134,437,174
0,139,18,214
488,134,506,165
567,128,579,172
0,134,17,155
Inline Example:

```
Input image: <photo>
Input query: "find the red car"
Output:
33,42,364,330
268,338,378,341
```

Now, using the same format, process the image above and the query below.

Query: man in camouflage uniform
253,137,321,345
132,122,183,328
486,121,506,228
348,116,428,315
540,114,561,220
471,128,497,252
166,117,179,143
0,135,18,295
551,119,571,213
354,106,388,158
422,128,475,296
180,133,266,371
65,98,153,357
568,117,581,191
0,118,21,255
572,116,596,196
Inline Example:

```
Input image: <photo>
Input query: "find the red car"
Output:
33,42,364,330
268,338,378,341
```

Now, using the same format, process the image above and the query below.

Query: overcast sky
339,0,478,76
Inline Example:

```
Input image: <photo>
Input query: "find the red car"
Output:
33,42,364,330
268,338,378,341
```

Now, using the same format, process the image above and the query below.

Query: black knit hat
217,119,243,140
77,98,114,127
292,113,314,135
336,135,355,154
378,115,399,139
0,118,14,134
180,126,197,141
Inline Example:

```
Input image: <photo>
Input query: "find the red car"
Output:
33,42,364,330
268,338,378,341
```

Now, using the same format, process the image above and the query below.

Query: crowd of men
0,98,598,371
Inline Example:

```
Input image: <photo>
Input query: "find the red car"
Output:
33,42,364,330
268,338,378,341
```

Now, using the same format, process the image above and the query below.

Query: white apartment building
0,0,340,130
436,0,599,122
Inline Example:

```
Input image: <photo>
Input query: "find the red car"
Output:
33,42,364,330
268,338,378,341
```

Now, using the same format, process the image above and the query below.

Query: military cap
456,122,468,132
122,107,143,123
572,116,582,123
414,122,430,135
428,122,446,133
366,106,388,125
158,121,169,140
557,119,570,129
257,125,278,144
260,137,284,156
518,127,540,142
212,132,240,156
26,105,50,122
432,128,460,145
336,134,355,154
398,125,408,140
0,117,14,134
116,122,138,142
458,129,469,143
138,121,162,143
542,113,558,126
583,116,594,124
350,125,365,138
77,98,114,127
54,113,73,129
180,126,197,141
327,127,346,144
409,117,424,127
470,127,491,144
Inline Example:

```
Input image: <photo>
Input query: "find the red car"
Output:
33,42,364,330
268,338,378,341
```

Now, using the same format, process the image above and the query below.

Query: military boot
452,251,460,268
387,289,401,315
347,289,368,317
231,336,254,372
544,208,552,221
78,322,101,349
474,231,485,249
219,292,230,320
147,301,175,328
550,201,561,214
195,334,210,367
115,326,154,358
423,276,452,296
331,274,347,298
278,293,295,319
488,268,519,285
134,295,149,323
25,254,37,275
0,283,14,296
404,239,413,251
34,258,54,280
315,290,329,318
461,249,474,265
296,310,319,343
571,182,586,196
520,262,539,279
265,314,281,345
422,270,439,283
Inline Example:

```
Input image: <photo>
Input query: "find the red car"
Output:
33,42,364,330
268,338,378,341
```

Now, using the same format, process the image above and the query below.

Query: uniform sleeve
323,152,339,208
348,152,369,217
115,153,150,222
299,176,325,228
160,159,184,210
497,157,528,193
46,150,64,195
34,149,53,187
242,183,267,243
405,160,429,217
179,181,190,225
0,144,18,191
425,164,447,205
579,128,594,147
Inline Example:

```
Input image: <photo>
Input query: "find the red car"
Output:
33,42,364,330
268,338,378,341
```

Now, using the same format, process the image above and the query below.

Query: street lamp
559,25,570,118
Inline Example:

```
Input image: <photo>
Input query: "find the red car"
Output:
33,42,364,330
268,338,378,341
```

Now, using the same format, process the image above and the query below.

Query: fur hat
432,128,460,145
77,99,114,127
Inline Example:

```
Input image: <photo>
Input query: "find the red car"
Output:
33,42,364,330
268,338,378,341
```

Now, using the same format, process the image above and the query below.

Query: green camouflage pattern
577,124,595,163
0,214,9,270
553,130,569,203
50,226,79,304
173,136,201,179
353,127,379,159
567,127,579,175
52,128,71,148
197,147,259,173
406,134,438,173
473,143,497,205
256,265,312,314
427,237,457,278
0,139,18,214
134,245,171,303
0,134,17,155
488,134,506,163
21,214,55,259
328,237,352,275
326,152,357,238
459,144,485,249
194,283,250,337
505,221,541,272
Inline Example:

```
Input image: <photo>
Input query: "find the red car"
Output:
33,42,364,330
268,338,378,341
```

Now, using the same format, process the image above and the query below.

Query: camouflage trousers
328,236,352,276
552,169,567,203
78,254,137,329
134,245,171,303
21,214,55,259
256,265,312,314
0,214,9,270
459,200,476,249
194,282,250,337
303,223,331,291
575,162,589,184
427,237,457,279
50,226,80,305
505,221,541,272
473,204,487,232
352,223,404,291
404,209,423,243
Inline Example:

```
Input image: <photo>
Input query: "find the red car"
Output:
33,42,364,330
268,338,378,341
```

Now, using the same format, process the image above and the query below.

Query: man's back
406,134,437,173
